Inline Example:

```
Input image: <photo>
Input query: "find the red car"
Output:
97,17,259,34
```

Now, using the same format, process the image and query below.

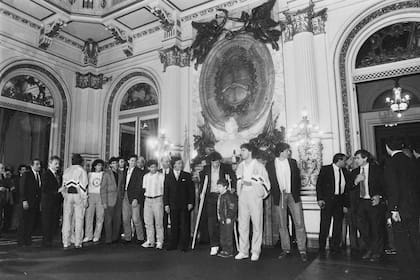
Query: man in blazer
40,156,61,247
384,139,420,279
164,157,195,251
18,159,42,246
266,142,307,262
351,149,385,262
160,156,172,245
199,151,237,255
121,154,146,242
101,157,120,244
316,153,350,255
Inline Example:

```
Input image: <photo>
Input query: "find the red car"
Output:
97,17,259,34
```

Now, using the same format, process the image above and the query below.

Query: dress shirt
32,168,41,188
210,166,220,193
360,163,370,199
125,167,134,190
143,172,164,197
275,158,291,193
174,170,180,181
333,164,345,195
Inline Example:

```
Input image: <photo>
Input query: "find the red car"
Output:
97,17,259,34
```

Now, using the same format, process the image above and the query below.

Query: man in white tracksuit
60,154,88,249
235,143,270,261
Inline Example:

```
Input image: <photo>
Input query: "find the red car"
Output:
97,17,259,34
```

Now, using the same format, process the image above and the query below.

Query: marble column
159,45,191,147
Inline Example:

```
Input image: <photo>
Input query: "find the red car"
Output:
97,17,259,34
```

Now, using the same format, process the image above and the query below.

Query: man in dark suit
351,149,385,262
199,151,236,256
121,155,146,242
384,139,420,280
40,156,61,247
160,156,172,245
164,157,195,251
18,159,42,246
316,153,350,255
266,142,307,262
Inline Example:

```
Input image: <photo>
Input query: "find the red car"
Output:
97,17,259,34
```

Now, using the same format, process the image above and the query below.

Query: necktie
338,169,342,195
360,167,366,198
36,172,41,187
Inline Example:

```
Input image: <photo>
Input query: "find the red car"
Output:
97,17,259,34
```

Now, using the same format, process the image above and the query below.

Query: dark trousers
319,196,344,251
111,198,122,242
0,197,6,233
104,206,115,243
41,195,60,245
220,222,234,254
169,208,190,250
18,206,37,245
206,193,219,247
392,217,420,280
357,199,384,255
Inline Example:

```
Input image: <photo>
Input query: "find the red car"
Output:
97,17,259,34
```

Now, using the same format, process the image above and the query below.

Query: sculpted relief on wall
199,34,275,132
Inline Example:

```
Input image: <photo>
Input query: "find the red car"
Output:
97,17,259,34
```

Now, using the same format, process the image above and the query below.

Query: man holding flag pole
192,151,236,255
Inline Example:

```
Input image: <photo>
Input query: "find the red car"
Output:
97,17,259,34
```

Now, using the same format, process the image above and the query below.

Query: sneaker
141,241,154,248
155,242,163,250
82,237,92,243
217,251,233,258
93,238,100,244
74,244,82,249
251,253,260,261
210,246,219,256
234,252,249,260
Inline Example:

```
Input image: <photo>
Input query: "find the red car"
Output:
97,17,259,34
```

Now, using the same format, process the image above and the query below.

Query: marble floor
0,237,402,280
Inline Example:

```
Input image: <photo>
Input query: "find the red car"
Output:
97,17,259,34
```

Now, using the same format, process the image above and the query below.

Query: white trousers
62,193,85,247
238,187,263,256
85,193,104,241
144,197,164,244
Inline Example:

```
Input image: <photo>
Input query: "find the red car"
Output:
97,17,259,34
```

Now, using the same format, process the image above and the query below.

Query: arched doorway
0,64,69,169
105,71,160,160
335,1,420,155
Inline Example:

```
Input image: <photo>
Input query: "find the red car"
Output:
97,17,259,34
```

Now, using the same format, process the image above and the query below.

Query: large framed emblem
199,34,275,131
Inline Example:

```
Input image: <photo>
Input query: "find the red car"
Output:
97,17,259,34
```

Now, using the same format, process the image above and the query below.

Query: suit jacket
101,169,118,207
163,170,195,210
199,163,237,194
121,167,147,204
266,158,301,205
40,169,61,200
384,152,420,219
350,163,384,198
19,170,41,208
316,164,351,207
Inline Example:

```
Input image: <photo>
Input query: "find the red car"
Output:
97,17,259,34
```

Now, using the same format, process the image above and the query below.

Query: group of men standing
316,140,420,279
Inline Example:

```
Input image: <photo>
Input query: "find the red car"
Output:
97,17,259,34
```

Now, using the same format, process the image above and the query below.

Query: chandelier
386,80,410,118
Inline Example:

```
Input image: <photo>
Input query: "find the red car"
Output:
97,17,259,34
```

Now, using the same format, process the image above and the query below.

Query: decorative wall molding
82,39,100,66
105,24,134,57
76,72,112,89
181,0,249,22
146,3,175,32
339,0,420,154
39,19,67,50
159,45,190,72
353,64,420,83
0,8,42,30
283,4,328,42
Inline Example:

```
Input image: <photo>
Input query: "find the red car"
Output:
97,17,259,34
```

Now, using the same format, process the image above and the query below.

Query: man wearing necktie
163,157,195,251
351,149,385,262
316,153,350,255
18,159,42,246
40,156,61,247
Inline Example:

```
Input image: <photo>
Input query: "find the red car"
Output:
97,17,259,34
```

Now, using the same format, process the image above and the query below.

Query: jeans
276,193,307,253
220,222,234,254
144,197,164,244
122,192,144,241
85,193,104,241
206,193,219,247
